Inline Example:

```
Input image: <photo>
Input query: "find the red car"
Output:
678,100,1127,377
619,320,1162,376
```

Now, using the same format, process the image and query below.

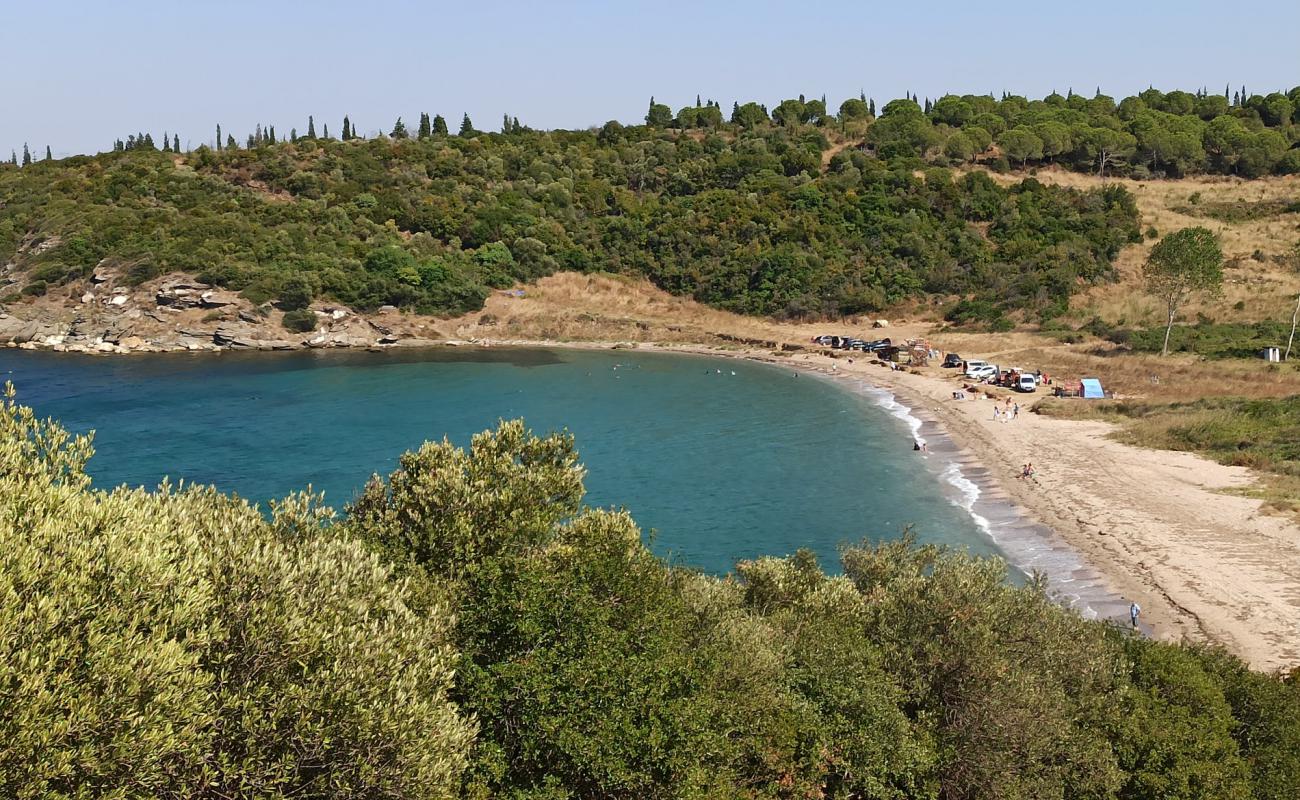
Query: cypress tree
418,112,431,139
216,124,222,151
432,114,448,135
459,113,474,136
144,133,155,149
9,150,16,165
1225,84,1230,101
502,113,511,133
268,125,276,144
696,94,701,107
730,101,740,123
307,115,316,138
173,134,180,152
22,143,31,166
512,116,521,133
859,89,866,102
44,145,52,161
322,123,330,140
226,134,236,150
290,128,297,142
342,116,351,140
869,98,875,116
162,133,170,152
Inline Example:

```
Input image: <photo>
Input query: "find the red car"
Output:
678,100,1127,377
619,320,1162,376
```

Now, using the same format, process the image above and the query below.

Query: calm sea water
0,346,993,573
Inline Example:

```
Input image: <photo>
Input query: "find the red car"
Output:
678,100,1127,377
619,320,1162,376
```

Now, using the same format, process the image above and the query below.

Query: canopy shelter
1080,378,1105,399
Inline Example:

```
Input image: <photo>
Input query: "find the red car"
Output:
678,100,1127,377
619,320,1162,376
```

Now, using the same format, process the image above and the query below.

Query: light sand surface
832,357,1300,672
475,335,1300,671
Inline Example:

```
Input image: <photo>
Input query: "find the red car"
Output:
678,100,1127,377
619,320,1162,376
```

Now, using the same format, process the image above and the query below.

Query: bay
0,346,993,573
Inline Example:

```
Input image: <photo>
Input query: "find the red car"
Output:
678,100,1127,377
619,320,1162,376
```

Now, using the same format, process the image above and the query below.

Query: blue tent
1081,378,1105,399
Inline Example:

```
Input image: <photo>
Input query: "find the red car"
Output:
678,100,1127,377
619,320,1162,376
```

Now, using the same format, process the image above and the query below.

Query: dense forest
3,393,1298,799
2,87,1296,324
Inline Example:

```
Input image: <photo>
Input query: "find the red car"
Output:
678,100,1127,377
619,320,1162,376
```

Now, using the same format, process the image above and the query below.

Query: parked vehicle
1016,374,1038,392
942,353,963,368
964,360,990,377
967,364,997,380
865,337,892,352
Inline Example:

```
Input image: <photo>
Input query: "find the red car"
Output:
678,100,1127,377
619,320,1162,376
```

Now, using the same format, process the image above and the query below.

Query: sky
5,0,1298,159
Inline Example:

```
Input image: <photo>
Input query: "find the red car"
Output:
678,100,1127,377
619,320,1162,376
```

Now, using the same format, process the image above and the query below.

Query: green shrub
20,280,46,297
281,308,317,332
0,388,475,798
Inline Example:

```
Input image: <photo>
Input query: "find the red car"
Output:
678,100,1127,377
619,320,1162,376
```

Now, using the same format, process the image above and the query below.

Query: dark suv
942,353,963,368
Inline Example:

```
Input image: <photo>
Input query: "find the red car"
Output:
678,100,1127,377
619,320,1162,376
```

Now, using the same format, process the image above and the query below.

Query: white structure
1262,346,1281,362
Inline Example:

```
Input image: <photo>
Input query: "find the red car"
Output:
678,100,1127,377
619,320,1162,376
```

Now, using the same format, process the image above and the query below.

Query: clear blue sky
7,0,1298,158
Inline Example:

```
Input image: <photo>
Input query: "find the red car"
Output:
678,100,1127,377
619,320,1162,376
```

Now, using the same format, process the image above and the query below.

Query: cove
1,346,994,573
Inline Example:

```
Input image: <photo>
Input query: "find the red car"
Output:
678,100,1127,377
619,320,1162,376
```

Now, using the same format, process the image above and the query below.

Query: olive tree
0,386,475,799
1143,227,1223,355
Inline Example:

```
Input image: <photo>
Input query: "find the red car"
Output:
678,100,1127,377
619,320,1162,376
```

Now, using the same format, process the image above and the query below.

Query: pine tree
502,113,511,133
512,116,521,133
307,115,316,138
1233,91,1240,107
418,112,431,139
226,134,236,150
162,133,170,152
44,145,52,161
459,113,474,136
432,114,448,135
173,134,180,153
342,116,351,140
144,133,155,149
9,150,16,165
216,124,222,151
696,94,701,107
731,101,740,123
391,117,408,138
22,143,31,166
290,128,297,142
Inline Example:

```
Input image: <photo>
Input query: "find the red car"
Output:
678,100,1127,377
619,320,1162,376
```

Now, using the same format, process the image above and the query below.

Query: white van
1016,374,1038,392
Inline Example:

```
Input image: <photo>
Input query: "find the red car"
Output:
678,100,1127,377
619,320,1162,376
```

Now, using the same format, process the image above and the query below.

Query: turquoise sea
0,346,996,574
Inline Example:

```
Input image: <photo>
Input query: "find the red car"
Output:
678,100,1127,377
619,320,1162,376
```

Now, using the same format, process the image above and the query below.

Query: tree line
1,105,1141,327
3,396,1297,799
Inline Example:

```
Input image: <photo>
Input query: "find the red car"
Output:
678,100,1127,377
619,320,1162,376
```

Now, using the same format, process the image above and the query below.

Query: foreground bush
3,390,1299,798
0,386,474,798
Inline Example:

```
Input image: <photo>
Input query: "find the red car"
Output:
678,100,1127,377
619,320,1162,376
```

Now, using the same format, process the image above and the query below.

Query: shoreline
6,335,1298,669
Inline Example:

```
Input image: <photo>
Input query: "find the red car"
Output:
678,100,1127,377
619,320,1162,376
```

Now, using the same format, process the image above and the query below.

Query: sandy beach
787,350,1300,672
471,334,1300,672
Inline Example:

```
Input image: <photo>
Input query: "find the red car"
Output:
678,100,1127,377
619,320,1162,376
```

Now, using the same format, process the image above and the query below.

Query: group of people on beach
993,396,1020,422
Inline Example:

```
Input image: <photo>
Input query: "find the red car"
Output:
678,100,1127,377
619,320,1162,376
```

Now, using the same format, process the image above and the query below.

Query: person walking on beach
1130,602,1141,629
1012,402,1019,420
994,406,1001,421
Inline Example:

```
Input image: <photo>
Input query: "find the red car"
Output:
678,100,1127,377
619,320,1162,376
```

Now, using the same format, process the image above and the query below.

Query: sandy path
817,356,1300,671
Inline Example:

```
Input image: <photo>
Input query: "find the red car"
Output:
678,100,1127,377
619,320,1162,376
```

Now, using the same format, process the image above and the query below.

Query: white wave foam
850,377,1108,619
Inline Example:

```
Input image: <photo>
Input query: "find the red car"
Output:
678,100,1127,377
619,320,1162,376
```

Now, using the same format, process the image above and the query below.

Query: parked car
967,364,998,380
1016,374,1038,392
865,337,892,352
942,353,963,368
964,360,990,377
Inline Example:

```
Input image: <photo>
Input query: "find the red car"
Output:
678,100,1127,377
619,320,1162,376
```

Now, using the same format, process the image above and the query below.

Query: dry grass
969,167,1300,325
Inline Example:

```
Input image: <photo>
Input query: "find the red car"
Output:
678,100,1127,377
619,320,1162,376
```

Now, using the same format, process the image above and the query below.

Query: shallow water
1,346,996,574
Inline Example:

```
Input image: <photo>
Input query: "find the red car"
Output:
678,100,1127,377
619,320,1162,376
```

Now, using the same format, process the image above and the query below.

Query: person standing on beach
1130,602,1141,628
